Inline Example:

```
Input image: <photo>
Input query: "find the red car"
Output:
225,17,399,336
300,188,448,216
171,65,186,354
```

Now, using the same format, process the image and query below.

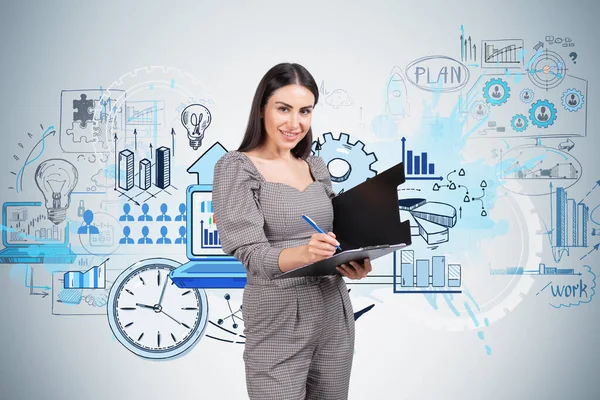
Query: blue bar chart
406,150,435,175
394,250,462,293
63,262,106,289
402,137,440,180
199,200,220,248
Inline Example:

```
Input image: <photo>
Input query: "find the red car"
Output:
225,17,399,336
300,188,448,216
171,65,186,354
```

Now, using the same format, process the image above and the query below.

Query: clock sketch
107,258,208,359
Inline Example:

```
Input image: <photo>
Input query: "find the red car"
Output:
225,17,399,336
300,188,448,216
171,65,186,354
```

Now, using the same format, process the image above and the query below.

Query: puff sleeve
308,155,337,200
212,152,283,280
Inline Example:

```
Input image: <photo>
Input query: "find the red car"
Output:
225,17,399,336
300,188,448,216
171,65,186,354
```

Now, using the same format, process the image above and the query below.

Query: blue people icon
77,210,100,235
138,226,153,244
138,203,153,221
175,226,187,244
119,203,134,221
156,203,172,221
157,226,172,244
119,226,134,244
175,203,187,222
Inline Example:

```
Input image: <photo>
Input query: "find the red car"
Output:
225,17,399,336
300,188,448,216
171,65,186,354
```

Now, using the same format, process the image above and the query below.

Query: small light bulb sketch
181,104,212,150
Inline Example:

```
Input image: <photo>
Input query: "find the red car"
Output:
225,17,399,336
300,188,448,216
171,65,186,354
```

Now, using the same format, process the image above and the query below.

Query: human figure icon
156,226,172,244
119,203,134,221
516,118,523,128
175,226,187,244
476,105,484,116
119,226,134,244
491,85,502,98
156,203,172,221
138,203,153,221
175,203,187,221
77,210,100,234
523,91,530,100
537,106,549,121
568,94,578,106
137,226,153,244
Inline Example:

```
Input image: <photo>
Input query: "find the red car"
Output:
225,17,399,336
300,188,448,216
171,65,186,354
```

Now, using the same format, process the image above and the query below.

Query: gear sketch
561,88,584,112
402,185,542,332
483,78,510,106
529,99,557,128
93,66,213,161
312,132,377,194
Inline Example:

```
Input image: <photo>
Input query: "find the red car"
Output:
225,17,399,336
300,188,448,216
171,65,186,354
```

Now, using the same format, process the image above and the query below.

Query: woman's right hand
304,232,340,264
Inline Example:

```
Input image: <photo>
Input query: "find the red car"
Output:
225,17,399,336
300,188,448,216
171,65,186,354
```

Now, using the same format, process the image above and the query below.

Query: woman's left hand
336,258,372,280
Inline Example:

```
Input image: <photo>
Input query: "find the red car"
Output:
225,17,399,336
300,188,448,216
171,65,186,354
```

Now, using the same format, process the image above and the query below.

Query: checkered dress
213,150,355,399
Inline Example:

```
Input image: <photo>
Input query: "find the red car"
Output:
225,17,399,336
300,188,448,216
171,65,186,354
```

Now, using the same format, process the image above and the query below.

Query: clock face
108,258,208,360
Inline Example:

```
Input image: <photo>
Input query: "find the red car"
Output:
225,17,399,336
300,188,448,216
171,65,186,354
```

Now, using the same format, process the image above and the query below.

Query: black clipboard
274,243,408,279
274,161,412,279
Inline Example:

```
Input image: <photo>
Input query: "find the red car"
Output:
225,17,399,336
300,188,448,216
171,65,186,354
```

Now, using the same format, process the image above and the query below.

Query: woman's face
261,84,315,151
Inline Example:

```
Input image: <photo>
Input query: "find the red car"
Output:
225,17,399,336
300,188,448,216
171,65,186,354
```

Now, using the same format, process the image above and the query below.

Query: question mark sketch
569,52,577,64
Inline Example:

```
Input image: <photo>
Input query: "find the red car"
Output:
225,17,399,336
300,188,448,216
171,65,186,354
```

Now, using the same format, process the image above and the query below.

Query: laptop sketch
169,185,247,289
0,201,76,264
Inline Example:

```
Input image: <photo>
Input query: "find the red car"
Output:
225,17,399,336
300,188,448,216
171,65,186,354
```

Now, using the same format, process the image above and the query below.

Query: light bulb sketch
34,159,79,225
181,104,211,150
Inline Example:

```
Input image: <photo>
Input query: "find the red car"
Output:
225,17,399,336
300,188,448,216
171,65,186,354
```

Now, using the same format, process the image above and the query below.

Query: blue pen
301,214,342,251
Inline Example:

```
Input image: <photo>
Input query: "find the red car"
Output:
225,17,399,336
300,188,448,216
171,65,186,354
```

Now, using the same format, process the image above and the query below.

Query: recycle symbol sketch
312,132,377,194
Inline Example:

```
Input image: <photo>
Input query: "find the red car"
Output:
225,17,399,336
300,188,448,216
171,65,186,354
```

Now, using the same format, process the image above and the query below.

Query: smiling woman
212,62,372,400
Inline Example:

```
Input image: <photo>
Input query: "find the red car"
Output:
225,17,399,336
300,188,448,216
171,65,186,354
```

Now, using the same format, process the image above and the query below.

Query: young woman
212,62,372,400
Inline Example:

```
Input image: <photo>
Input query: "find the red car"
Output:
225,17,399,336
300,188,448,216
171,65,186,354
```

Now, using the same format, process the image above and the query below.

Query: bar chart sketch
490,262,578,276
481,39,524,68
393,250,462,293
401,138,439,180
63,259,108,289
6,207,64,244
547,184,589,262
198,200,220,249
113,145,176,204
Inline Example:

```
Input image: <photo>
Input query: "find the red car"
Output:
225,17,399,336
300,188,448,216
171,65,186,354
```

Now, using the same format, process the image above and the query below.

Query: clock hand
161,310,182,326
136,303,156,310
157,273,169,307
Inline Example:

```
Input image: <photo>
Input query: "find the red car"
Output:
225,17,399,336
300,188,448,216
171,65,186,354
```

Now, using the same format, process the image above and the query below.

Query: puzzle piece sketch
66,121,99,144
60,89,124,153
73,94,95,128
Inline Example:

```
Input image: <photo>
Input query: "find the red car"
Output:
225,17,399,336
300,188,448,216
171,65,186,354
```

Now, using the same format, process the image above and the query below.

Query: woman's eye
279,107,288,112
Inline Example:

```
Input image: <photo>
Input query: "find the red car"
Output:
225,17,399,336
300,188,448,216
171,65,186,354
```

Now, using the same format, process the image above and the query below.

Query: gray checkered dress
213,150,355,400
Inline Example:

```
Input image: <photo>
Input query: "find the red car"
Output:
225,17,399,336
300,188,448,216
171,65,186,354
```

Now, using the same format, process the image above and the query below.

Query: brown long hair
238,63,319,159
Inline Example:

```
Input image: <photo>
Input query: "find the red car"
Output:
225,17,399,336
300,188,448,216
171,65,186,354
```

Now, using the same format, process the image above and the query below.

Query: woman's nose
287,112,300,129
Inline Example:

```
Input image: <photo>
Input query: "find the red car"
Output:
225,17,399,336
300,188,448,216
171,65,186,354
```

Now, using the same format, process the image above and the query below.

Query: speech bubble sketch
539,265,596,308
